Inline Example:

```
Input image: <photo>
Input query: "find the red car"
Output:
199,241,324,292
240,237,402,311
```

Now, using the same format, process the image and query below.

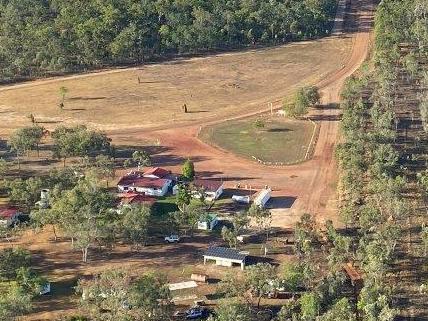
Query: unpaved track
128,0,375,227
1,0,374,229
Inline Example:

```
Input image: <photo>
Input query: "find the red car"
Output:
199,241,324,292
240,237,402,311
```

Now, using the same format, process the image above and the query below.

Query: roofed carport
203,247,247,270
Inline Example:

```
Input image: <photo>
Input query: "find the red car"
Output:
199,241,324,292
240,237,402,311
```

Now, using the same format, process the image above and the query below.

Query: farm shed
232,195,250,204
191,273,209,283
192,179,224,201
203,247,247,270
254,188,272,208
197,214,218,231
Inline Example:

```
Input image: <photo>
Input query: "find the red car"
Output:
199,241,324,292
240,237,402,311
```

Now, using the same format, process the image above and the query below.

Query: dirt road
0,0,374,229
129,0,375,227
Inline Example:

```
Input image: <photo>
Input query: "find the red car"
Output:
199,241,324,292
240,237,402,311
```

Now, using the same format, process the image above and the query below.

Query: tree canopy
0,0,337,83
51,125,111,165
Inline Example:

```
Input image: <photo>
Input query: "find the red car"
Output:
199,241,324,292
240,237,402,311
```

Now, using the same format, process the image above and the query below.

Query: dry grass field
0,37,351,137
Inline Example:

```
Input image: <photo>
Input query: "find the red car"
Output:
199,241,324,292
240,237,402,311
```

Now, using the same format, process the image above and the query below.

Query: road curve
136,0,375,227
0,0,374,228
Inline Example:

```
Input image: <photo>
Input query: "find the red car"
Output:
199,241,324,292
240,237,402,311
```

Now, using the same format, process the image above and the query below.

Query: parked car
193,299,205,306
173,310,187,319
185,307,209,319
165,235,180,243
39,283,51,295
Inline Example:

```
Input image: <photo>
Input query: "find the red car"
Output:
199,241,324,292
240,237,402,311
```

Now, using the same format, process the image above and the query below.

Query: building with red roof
143,167,172,179
0,207,21,227
118,192,157,207
192,179,224,201
117,169,172,197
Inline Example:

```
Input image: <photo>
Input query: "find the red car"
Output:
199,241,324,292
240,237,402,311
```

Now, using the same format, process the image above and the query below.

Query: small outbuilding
197,214,219,231
0,207,21,227
232,195,250,204
203,247,247,270
254,188,272,208
117,192,157,208
192,179,224,201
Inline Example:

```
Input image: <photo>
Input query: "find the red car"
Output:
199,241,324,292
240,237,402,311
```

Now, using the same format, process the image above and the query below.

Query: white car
164,235,180,243
39,283,51,295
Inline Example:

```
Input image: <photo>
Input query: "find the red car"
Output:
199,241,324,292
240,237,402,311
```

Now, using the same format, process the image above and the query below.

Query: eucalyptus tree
121,204,151,250
8,125,44,167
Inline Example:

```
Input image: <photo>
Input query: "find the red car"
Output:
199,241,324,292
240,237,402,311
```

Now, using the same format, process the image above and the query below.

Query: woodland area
0,0,337,82
336,0,428,318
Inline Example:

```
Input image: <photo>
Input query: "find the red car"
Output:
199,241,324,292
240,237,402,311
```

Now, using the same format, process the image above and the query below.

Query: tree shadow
69,96,107,101
36,120,63,124
0,138,8,151
66,108,87,112
31,277,78,314
246,256,276,266
309,114,341,122
265,128,292,133
113,145,171,159
313,103,339,110
185,110,209,114
152,154,209,167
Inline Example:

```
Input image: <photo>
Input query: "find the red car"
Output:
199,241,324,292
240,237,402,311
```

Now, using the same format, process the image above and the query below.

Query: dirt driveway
0,0,374,231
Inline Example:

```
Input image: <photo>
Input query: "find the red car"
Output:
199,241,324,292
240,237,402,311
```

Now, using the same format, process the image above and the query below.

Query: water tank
40,189,50,201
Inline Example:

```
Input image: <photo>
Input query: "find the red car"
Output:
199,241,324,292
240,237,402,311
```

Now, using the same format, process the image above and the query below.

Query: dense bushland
337,0,428,318
0,0,337,82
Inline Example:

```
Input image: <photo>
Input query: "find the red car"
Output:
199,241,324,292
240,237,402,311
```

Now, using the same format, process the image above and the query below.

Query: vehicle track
0,0,374,228
131,0,375,227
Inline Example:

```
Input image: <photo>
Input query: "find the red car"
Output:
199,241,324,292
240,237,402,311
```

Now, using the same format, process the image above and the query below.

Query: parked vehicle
39,283,51,295
173,310,187,319
232,195,250,204
185,307,209,319
165,235,180,243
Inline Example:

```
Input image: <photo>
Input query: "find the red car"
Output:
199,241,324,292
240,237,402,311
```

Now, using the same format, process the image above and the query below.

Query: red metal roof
0,207,19,219
118,175,169,189
343,263,363,281
119,193,156,206
193,179,223,193
144,167,171,178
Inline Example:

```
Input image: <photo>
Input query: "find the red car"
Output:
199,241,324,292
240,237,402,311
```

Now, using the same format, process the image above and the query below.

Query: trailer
254,188,272,208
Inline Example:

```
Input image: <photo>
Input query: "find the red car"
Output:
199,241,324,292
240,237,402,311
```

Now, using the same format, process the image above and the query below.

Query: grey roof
204,247,247,261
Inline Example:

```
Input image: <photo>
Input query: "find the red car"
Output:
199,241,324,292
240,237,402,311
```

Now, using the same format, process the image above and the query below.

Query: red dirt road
121,0,375,227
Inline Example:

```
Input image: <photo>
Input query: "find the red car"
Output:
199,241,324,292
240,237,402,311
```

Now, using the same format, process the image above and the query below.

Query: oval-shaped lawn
200,117,316,164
